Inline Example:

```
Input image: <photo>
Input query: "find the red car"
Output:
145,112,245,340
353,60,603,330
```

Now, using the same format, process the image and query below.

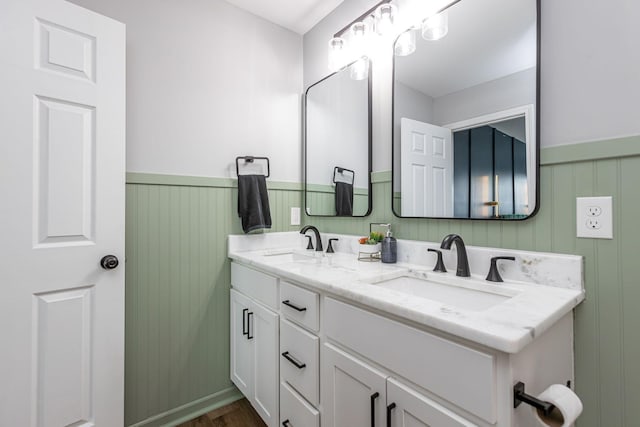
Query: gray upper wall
69,0,303,181
304,0,640,151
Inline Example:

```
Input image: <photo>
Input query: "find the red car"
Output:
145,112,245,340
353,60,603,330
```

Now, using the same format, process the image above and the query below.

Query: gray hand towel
335,181,353,216
238,175,272,233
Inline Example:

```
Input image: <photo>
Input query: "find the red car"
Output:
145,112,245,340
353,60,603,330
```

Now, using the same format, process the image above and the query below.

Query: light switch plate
290,207,301,226
576,196,613,239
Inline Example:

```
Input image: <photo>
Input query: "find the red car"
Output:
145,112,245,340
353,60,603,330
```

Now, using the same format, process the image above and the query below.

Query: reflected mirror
392,0,539,219
305,58,372,217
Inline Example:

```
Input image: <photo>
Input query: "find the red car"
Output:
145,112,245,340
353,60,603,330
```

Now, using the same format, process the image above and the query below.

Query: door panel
494,130,514,216
322,343,387,427
252,301,279,426
230,289,253,397
387,379,476,427
0,1,125,425
469,126,494,218
400,118,453,217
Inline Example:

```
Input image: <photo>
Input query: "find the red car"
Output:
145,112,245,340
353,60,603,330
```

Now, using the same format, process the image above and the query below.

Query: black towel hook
236,156,270,178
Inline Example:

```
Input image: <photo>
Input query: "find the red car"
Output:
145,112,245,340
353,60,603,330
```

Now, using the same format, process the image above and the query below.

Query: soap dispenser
381,224,397,264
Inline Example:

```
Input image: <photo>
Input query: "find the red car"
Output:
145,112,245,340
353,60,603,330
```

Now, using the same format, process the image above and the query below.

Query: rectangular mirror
305,58,372,217
392,0,539,219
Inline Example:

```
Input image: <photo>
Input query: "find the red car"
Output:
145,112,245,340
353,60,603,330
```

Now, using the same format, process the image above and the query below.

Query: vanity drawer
280,381,319,427
279,281,319,332
231,262,278,310
324,298,497,423
280,319,319,406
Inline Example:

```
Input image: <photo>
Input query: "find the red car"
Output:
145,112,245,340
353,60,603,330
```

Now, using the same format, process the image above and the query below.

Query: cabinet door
251,300,279,426
230,289,253,398
322,343,387,427
386,378,477,427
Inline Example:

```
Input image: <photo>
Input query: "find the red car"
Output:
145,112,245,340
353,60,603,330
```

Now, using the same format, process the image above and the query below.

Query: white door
321,343,387,427
0,1,125,426
251,301,279,427
400,118,453,217
387,379,476,427
230,289,254,398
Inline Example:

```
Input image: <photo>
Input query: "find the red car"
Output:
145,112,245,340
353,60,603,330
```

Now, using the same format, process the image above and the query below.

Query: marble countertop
228,232,585,354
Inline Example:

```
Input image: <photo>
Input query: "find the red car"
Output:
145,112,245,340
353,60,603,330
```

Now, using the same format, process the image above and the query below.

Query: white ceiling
224,0,344,34
395,0,537,98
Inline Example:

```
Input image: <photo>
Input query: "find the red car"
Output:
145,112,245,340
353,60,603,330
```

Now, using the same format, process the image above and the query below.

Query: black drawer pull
386,403,396,427
282,300,307,312
247,311,254,340
281,351,306,369
282,420,292,426
370,392,380,427
242,308,249,336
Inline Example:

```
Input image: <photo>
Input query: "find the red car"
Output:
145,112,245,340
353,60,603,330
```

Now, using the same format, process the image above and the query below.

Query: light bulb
328,37,347,72
350,21,368,56
394,29,416,56
422,11,448,41
375,3,397,36
350,58,369,81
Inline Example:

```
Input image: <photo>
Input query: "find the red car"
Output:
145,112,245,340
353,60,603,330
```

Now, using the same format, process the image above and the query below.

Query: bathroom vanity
228,232,584,427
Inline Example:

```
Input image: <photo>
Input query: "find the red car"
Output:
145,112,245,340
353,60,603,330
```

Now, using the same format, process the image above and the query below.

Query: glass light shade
350,58,369,81
394,29,416,56
375,3,397,36
350,21,369,55
422,11,448,41
328,37,347,72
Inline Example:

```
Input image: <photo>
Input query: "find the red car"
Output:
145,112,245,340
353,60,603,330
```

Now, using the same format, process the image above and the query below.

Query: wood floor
177,398,267,427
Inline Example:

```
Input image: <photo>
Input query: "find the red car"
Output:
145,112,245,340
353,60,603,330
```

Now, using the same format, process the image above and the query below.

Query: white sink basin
371,274,518,311
261,249,319,263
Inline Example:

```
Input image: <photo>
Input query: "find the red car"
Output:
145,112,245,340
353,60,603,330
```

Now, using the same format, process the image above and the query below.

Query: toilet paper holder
513,381,570,416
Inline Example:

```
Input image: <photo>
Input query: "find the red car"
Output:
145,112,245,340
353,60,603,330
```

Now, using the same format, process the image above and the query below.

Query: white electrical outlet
576,196,612,239
290,207,301,226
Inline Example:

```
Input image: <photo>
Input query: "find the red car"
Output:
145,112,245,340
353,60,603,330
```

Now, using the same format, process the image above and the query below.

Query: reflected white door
0,1,126,426
400,118,453,217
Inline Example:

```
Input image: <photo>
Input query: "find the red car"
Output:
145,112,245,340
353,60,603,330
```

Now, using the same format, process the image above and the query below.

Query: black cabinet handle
242,308,249,336
370,392,380,427
282,300,307,312
281,351,306,369
386,403,396,427
247,312,254,339
282,420,291,426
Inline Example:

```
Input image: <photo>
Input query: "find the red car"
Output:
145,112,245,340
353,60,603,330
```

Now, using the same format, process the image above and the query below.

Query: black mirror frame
303,57,373,218
390,0,541,221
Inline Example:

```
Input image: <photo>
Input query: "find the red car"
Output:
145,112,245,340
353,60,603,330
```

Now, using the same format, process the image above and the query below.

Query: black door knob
100,255,119,270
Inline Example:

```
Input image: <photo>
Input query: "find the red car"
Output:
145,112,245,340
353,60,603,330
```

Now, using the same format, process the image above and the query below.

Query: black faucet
300,225,323,252
440,234,470,277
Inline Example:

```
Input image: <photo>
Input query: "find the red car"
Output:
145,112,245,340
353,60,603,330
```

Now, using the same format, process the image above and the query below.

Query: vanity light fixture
421,10,449,41
374,3,397,36
394,29,416,56
327,36,347,72
350,21,369,53
327,0,394,76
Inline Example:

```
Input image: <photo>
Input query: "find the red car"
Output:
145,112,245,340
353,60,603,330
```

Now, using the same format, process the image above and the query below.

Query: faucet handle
304,235,314,250
327,238,339,254
486,256,516,282
428,248,447,273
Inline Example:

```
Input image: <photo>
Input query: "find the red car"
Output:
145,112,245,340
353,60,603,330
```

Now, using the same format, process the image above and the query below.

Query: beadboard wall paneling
125,178,301,426
125,136,640,427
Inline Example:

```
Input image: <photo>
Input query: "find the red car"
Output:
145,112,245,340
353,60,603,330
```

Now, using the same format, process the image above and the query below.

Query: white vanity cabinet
230,266,279,427
229,258,576,427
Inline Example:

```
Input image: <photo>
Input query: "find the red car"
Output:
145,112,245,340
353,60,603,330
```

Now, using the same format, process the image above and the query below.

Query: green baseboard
128,386,243,427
